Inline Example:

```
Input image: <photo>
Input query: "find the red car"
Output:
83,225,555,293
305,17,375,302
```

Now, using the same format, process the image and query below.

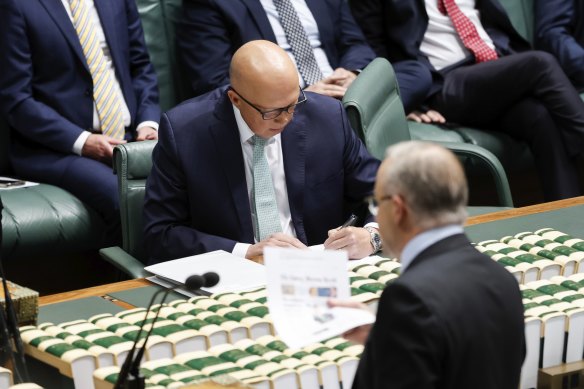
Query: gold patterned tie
69,0,125,140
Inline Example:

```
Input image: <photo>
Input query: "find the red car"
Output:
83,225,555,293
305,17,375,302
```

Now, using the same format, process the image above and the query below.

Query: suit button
84,89,91,96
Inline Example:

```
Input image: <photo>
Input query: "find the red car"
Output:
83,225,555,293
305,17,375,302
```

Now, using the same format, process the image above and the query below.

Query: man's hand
82,134,126,164
324,226,373,259
324,67,357,88
136,126,158,141
328,299,373,345
406,109,446,124
304,81,347,99
245,233,307,259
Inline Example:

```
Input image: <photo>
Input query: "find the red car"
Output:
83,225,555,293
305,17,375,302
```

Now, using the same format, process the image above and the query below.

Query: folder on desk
144,250,267,294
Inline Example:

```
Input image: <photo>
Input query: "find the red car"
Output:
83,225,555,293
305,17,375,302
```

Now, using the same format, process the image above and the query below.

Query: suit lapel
282,115,307,244
210,94,255,243
305,0,332,47
41,0,89,72
240,0,277,42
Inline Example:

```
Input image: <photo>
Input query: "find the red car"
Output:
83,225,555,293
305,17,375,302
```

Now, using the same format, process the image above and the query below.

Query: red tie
437,0,498,63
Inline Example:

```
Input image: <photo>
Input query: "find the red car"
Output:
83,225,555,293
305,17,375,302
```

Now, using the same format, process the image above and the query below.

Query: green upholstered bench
0,118,107,261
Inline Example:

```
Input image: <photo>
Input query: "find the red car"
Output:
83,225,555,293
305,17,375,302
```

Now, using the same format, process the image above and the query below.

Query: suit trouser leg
499,98,581,200
13,153,121,244
393,60,433,114
430,51,584,200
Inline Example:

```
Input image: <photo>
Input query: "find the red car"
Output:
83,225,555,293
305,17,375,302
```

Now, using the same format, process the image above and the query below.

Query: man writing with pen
143,41,380,264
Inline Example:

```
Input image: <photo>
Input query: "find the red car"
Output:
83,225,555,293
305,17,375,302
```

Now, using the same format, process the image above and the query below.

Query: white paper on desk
144,250,266,294
0,176,39,190
264,247,375,349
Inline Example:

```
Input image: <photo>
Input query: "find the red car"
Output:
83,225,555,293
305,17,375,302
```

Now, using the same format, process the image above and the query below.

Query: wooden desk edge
39,278,150,306
466,196,584,226
39,197,584,306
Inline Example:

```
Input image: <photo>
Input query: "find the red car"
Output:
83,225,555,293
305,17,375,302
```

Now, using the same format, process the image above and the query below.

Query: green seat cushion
1,184,106,259
407,122,466,143
454,127,533,173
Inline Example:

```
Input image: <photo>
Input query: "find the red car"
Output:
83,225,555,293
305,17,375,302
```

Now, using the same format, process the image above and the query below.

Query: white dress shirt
259,0,334,87
60,0,158,154
400,224,464,272
232,105,297,257
420,0,496,70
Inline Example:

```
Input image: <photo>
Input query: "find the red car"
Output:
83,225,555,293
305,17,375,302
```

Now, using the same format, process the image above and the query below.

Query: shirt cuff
364,222,379,230
72,130,92,155
232,243,252,258
136,121,159,131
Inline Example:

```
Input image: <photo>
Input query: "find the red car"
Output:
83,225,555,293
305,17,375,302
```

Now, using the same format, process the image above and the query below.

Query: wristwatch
364,226,382,254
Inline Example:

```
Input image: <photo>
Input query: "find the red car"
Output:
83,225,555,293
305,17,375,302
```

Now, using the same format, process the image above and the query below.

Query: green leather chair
0,118,106,260
99,141,157,279
343,58,514,210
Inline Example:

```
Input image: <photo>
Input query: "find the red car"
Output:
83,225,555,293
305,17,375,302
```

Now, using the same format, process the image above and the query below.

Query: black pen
338,214,358,230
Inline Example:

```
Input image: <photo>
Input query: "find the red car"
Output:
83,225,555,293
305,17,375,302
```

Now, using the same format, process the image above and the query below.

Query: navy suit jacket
0,0,160,159
143,88,379,263
350,0,530,94
535,0,584,89
354,234,525,389
177,0,376,96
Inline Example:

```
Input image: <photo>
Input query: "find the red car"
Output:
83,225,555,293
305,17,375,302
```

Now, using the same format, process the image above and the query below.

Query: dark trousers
430,51,584,201
394,60,433,114
11,141,122,245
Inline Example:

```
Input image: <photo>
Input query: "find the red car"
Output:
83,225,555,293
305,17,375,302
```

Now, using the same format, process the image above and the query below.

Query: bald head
230,40,299,97
378,141,468,229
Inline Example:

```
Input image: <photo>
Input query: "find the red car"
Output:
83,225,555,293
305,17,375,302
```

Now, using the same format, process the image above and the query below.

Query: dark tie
437,0,498,63
273,0,324,85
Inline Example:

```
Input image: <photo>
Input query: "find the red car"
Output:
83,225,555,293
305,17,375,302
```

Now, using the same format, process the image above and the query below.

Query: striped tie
69,0,125,140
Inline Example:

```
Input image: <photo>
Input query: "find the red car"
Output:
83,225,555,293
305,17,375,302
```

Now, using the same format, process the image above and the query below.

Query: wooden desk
38,196,584,308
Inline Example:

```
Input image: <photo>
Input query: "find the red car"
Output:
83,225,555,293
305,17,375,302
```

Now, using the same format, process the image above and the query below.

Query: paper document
144,250,266,294
264,247,375,349
0,177,39,191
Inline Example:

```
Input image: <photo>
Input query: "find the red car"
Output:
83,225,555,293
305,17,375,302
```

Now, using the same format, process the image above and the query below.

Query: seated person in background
350,0,584,201
143,41,380,264
0,0,160,240
331,141,525,389
177,0,434,114
535,0,584,91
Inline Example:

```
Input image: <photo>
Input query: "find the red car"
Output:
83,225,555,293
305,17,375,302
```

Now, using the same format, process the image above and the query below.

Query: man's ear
392,195,407,226
227,89,240,107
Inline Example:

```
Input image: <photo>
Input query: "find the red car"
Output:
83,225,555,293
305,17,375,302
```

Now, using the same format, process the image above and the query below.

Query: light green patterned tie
69,0,125,140
252,135,283,241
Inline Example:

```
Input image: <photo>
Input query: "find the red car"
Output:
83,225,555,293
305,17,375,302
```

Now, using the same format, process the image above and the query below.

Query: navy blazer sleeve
329,0,376,71
143,112,239,263
349,0,391,59
0,0,85,153
535,0,584,84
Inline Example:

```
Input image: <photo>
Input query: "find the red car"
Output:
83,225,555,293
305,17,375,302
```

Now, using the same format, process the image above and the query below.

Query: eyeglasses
366,195,394,216
230,87,308,120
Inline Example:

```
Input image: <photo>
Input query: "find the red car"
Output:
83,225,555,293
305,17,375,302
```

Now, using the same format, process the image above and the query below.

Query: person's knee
527,50,561,72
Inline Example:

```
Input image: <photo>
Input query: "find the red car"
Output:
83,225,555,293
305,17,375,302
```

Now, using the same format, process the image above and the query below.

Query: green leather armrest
439,142,514,208
99,246,147,279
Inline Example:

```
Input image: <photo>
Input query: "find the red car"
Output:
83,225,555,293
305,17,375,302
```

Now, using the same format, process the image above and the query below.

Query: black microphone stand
115,273,219,389
0,195,29,382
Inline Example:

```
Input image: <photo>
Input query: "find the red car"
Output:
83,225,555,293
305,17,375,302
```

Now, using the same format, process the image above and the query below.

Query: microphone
115,272,220,389
0,195,29,382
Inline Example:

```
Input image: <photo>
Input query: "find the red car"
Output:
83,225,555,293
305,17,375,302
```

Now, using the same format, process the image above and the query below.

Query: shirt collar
400,224,464,272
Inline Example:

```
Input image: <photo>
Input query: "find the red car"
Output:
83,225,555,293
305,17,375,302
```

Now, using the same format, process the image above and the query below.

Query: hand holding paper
327,299,374,345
